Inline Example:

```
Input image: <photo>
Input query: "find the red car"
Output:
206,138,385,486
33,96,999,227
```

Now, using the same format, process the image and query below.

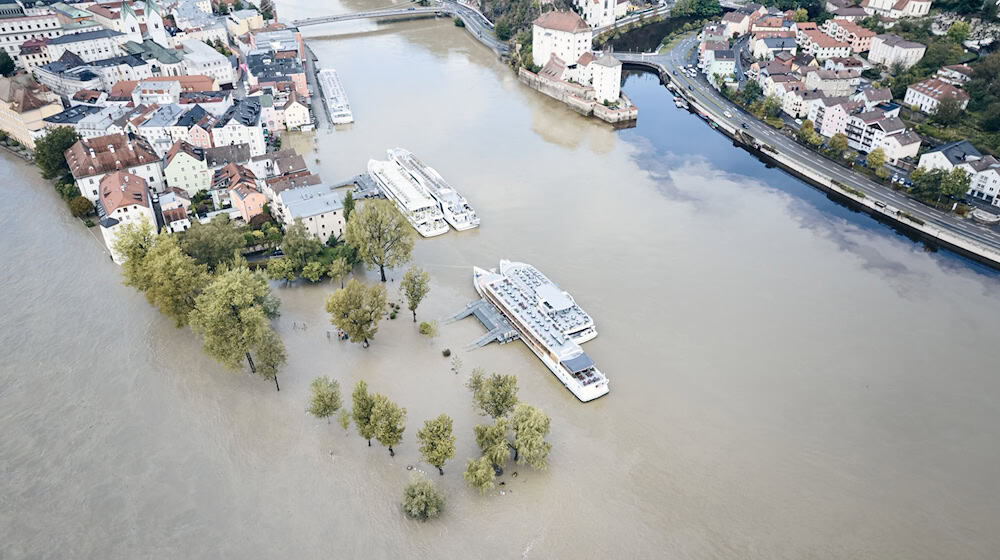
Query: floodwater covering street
2,1,999,557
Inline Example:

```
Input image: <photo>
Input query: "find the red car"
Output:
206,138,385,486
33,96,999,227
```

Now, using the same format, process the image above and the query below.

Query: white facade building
46,29,128,63
591,53,622,104
96,170,158,264
0,12,63,65
277,183,346,244
212,98,266,156
868,34,925,69
903,77,970,114
164,140,212,195
66,133,166,203
531,11,592,69
577,0,616,29
181,39,236,87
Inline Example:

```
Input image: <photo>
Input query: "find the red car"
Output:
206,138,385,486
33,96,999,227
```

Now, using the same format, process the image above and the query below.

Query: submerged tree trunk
509,442,518,462
412,310,416,322
437,466,444,476
367,439,371,447
273,375,280,392
388,446,395,457
246,352,256,373
379,264,386,282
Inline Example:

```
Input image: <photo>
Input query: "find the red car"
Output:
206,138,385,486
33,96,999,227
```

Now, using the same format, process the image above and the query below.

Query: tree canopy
467,369,519,419
325,278,387,346
139,234,211,327
180,214,245,271
188,262,280,372
351,380,376,445
401,266,430,322
112,219,157,291
34,127,79,180
308,376,342,422
417,414,456,475
371,393,406,456
282,219,324,275
344,199,414,282
510,403,552,470
463,456,496,494
402,475,444,521
0,50,14,77
254,326,286,391
672,0,722,18
865,147,886,171
474,420,510,469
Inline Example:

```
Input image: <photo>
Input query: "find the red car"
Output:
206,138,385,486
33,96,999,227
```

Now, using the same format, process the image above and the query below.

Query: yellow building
0,75,62,150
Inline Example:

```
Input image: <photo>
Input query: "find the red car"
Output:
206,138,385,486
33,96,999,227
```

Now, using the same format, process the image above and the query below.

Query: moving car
724,110,733,118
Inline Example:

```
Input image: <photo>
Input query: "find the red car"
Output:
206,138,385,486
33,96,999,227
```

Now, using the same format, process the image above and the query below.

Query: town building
17,38,50,71
807,96,863,137
245,50,307,99
704,49,736,88
799,29,853,60
212,97,265,156
42,104,101,133
281,92,310,130
0,74,62,149
820,18,874,53
46,28,128,63
868,34,925,69
903,77,970,114
204,142,250,169
277,182,345,243
135,103,186,155
751,36,797,60
122,37,185,76
935,64,973,86
225,9,265,36
229,179,267,222
531,11,592,69
181,39,236,87
851,87,892,110
576,0,616,29
164,140,211,195
175,104,217,148
917,140,1000,204
0,10,62,65
96,170,157,263
804,68,861,97
591,53,622,104
65,132,165,202
721,10,751,38
860,0,931,19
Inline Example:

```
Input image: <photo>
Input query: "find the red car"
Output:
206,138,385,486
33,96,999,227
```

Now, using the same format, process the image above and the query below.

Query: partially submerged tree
325,278,387,347
308,376,342,422
33,127,79,179
189,262,279,373
342,190,356,222
266,256,297,285
510,403,552,469
180,214,245,271
254,327,286,391
474,420,510,471
466,369,519,419
463,456,496,494
140,234,210,327
401,265,430,322
371,393,406,456
338,409,351,431
351,380,376,446
282,219,324,274
112,219,157,290
417,414,456,475
328,257,351,289
402,474,444,521
344,199,414,282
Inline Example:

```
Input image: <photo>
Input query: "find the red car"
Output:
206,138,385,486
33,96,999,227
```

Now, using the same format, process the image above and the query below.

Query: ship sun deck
502,261,595,337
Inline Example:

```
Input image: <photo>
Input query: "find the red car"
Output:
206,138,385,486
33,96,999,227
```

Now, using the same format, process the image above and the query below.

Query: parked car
794,118,802,125
741,122,749,129
724,110,733,118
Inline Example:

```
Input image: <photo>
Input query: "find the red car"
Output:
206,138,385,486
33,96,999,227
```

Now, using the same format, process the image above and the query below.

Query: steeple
120,1,142,44
144,0,170,48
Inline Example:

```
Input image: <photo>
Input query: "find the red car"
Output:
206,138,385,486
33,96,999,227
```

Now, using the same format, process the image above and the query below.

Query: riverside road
619,35,1000,258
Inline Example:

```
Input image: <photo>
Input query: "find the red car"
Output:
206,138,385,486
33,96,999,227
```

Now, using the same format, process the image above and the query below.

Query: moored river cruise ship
368,159,449,237
474,261,609,402
388,148,480,231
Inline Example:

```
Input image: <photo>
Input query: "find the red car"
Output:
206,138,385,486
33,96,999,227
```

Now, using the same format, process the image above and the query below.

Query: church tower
120,1,142,44
145,0,170,48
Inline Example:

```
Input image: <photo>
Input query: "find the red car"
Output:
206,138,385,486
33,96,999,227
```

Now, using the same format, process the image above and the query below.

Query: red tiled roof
99,170,149,214
533,11,589,33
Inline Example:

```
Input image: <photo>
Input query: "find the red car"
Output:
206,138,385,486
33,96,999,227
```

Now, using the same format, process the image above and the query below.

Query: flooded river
3,2,1000,558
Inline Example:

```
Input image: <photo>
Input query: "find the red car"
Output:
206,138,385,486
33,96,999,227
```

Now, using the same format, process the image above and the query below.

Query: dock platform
446,299,519,349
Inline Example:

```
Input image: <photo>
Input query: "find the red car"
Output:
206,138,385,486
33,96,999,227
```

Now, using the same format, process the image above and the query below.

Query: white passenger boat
367,159,449,237
317,68,353,124
387,148,480,231
473,261,609,402
498,259,597,343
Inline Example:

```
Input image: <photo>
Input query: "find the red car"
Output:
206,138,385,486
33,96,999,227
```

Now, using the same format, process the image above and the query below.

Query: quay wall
518,68,638,125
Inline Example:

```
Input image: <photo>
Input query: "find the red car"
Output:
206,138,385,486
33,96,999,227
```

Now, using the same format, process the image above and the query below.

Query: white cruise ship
317,68,353,124
474,261,609,402
387,148,480,231
367,159,449,237
498,259,597,343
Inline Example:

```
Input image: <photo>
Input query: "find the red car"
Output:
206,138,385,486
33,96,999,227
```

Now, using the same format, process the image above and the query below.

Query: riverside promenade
618,36,1000,270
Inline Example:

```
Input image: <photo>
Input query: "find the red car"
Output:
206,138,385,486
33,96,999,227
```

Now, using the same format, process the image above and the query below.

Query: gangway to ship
445,299,519,349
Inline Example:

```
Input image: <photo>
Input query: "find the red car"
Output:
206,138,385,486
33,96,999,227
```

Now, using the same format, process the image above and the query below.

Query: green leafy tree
260,0,274,19
932,96,963,125
800,119,822,146
308,376,342,422
282,218,323,274
474,420,510,470
338,409,351,430
328,257,351,289
189,262,279,373
463,456,496,494
33,127,79,179
672,0,722,18
402,475,444,520
401,265,430,322
344,199,414,282
417,414,456,475
301,260,326,282
342,190,355,222
762,95,783,118
69,196,93,217
866,147,887,171
351,380,376,445
466,369,518,419
941,167,971,200
371,393,406,456
325,278,387,347
181,214,245,271
418,321,437,337
829,133,849,158
141,235,211,327
947,21,970,43
112,219,157,291
793,7,808,22
510,403,552,469
254,327,286,391
741,80,763,106
0,50,14,76
266,256,297,285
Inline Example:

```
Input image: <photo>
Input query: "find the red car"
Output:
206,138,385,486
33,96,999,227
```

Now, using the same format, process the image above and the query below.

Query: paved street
620,35,1000,256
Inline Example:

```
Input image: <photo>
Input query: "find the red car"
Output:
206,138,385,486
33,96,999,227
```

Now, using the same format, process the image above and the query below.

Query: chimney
109,144,115,153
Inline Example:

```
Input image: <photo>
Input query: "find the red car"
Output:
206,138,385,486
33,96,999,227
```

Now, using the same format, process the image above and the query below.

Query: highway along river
2,2,999,558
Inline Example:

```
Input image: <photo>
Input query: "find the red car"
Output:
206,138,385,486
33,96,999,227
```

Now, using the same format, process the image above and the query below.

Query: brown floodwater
2,2,999,558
